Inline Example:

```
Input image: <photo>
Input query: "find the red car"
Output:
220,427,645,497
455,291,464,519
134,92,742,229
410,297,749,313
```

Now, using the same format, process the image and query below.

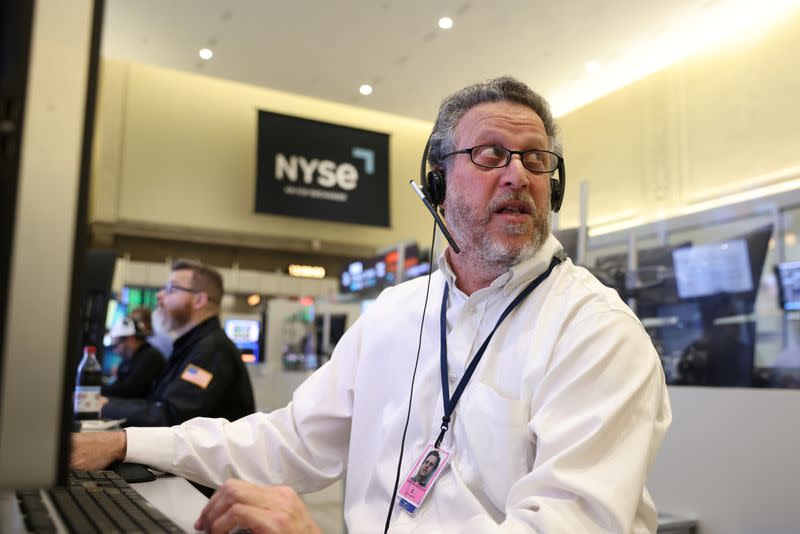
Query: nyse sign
255,111,390,227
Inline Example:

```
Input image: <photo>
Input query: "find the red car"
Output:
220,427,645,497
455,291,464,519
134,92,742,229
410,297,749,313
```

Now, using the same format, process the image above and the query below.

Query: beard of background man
159,299,193,334
445,186,551,271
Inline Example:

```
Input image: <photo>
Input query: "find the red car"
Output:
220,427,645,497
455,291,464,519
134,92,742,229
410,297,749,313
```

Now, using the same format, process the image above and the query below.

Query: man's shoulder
550,260,640,324
189,321,239,357
374,271,444,305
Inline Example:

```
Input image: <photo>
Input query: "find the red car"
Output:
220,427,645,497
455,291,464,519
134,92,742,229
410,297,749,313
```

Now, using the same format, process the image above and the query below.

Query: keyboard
15,470,183,533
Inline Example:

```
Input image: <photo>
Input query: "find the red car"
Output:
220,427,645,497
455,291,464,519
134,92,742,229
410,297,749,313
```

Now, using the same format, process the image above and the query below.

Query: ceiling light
438,17,453,30
288,264,326,279
198,48,213,60
359,84,373,96
585,61,601,73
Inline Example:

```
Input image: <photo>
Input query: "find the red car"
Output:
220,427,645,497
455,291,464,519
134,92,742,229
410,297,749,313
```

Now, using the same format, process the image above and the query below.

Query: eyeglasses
161,283,199,296
443,145,562,174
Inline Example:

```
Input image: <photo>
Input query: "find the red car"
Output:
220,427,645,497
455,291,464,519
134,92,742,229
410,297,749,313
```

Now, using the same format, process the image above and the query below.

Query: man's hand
194,479,321,534
70,431,127,471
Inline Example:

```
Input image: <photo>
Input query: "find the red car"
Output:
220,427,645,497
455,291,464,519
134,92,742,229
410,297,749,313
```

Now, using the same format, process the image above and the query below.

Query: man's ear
193,291,209,309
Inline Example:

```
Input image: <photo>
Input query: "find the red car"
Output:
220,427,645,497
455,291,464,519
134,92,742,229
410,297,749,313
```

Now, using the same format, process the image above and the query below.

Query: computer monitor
340,243,422,295
224,317,263,364
0,1,102,489
592,242,691,316
672,223,772,313
774,261,800,311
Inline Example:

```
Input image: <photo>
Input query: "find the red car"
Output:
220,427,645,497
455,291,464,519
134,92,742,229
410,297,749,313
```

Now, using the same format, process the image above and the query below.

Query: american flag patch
180,364,213,389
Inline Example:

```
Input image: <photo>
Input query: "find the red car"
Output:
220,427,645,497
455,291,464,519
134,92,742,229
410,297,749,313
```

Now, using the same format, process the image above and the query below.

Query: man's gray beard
445,190,551,270
152,308,178,338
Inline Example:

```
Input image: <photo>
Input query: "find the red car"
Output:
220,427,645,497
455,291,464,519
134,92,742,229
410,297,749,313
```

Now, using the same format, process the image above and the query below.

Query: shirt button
449,372,458,384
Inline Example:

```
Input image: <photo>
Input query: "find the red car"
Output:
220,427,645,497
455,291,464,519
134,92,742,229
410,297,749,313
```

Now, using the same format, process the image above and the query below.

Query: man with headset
101,307,165,399
72,76,671,533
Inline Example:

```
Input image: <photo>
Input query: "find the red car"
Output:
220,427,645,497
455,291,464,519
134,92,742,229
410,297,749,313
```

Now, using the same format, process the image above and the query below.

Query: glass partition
585,203,800,389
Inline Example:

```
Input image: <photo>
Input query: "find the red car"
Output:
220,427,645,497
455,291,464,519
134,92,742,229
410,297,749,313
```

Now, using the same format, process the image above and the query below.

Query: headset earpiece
549,158,566,213
419,135,446,208
424,169,446,208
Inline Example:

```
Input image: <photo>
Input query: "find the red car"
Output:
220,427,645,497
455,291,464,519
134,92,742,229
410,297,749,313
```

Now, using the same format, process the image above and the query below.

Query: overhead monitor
775,261,800,311
340,243,421,295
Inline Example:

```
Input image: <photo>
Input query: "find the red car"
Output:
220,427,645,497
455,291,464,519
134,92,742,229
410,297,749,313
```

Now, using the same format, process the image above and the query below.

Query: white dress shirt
126,235,671,533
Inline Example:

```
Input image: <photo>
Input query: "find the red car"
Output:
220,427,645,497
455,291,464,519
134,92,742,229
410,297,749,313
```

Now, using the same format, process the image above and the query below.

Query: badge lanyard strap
435,254,562,449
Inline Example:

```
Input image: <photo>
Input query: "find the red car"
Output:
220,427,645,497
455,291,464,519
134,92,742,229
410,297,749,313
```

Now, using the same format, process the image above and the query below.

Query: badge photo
398,444,452,515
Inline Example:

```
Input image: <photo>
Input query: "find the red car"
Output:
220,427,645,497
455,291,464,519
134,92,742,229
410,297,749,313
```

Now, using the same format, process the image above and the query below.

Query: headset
419,134,566,213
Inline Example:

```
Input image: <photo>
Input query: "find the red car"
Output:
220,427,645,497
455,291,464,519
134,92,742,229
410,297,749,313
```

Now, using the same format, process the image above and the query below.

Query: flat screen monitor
672,224,772,309
592,242,690,315
0,0,102,490
340,243,421,294
224,318,262,364
775,261,800,311
673,240,753,299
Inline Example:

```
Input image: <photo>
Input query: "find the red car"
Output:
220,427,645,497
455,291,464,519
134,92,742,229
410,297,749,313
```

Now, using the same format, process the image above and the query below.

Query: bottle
74,345,102,420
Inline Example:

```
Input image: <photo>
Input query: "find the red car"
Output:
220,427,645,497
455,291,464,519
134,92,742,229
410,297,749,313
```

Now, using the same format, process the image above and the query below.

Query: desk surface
131,475,209,532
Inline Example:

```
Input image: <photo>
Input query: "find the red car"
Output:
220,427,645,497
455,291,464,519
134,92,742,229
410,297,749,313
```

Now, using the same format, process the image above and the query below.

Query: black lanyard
435,254,562,448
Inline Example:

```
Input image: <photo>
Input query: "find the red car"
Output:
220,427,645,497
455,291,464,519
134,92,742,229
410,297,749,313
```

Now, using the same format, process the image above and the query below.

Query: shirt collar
437,233,564,297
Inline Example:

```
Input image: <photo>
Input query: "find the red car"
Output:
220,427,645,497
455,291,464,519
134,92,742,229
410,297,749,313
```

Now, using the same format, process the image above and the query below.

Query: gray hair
427,76,561,171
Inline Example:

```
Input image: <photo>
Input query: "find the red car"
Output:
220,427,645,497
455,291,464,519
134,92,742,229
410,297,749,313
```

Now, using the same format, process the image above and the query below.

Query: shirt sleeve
125,317,362,492
460,310,671,533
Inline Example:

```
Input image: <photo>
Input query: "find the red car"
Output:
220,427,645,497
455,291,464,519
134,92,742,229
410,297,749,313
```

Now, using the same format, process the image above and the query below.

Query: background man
73,77,670,533
99,259,255,426
101,307,165,399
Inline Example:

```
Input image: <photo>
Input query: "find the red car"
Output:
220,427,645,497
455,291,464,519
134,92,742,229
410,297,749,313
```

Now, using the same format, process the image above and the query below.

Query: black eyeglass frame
161,283,200,295
443,145,563,174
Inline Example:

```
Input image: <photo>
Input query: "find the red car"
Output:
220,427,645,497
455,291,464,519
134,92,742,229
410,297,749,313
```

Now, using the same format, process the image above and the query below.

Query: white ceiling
101,0,799,121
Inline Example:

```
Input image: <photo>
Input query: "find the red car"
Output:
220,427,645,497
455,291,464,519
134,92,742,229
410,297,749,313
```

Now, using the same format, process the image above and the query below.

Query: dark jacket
103,317,255,426
101,342,165,399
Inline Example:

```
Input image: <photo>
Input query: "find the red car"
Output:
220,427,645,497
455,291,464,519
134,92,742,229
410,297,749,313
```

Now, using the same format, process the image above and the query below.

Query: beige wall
91,60,434,255
558,8,800,231
93,7,800,250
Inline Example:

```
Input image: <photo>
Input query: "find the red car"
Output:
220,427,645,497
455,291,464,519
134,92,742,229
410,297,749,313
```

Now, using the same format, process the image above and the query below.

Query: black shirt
103,317,255,426
101,342,165,399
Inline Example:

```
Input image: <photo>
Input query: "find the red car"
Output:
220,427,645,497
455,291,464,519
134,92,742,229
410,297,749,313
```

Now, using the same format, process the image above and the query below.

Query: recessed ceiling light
359,84,373,96
438,17,453,30
585,61,601,73
199,48,213,60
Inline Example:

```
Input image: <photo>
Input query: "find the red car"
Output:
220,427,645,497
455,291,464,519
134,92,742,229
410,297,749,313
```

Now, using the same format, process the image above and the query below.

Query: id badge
397,443,452,515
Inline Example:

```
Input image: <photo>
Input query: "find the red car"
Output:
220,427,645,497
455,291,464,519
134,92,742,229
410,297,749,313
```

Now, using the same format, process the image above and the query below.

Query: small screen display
673,239,753,299
224,319,260,343
776,262,800,311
